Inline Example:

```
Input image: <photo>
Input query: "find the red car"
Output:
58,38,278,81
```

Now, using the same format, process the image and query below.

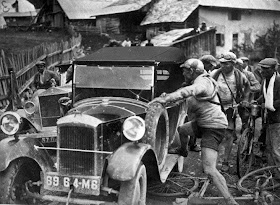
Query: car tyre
143,102,169,168
118,163,147,205
0,158,41,204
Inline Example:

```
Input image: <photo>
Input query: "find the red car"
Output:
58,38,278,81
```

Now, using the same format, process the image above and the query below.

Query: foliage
255,21,280,60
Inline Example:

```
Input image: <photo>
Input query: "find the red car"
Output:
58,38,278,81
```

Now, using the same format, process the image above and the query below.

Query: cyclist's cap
258,58,279,68
180,59,205,72
219,52,237,63
240,56,249,62
36,61,46,66
199,55,217,66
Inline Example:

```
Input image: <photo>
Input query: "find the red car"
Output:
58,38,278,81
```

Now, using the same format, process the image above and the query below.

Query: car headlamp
24,100,36,115
0,112,21,135
123,116,145,141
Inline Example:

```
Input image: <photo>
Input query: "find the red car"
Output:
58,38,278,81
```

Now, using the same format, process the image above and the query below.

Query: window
216,33,225,47
232,33,239,48
229,9,241,21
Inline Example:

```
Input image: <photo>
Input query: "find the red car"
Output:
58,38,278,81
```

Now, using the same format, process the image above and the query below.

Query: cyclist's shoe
189,144,201,152
220,162,230,172
168,147,188,157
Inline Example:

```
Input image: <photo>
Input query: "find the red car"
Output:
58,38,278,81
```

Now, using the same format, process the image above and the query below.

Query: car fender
107,142,156,181
0,137,54,173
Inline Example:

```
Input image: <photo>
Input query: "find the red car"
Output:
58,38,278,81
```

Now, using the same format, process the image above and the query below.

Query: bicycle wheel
237,165,280,194
147,172,200,197
237,128,254,178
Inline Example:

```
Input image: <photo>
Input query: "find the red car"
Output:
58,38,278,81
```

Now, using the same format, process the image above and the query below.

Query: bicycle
236,102,262,178
237,165,280,204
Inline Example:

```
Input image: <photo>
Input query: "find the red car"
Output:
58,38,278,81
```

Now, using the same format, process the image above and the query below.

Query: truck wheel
144,102,169,167
118,163,147,205
0,159,41,204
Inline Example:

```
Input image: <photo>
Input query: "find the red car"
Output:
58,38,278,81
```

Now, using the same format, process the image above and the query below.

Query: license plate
44,172,101,195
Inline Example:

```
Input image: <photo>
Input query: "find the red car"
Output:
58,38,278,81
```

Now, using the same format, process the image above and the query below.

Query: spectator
200,54,218,73
236,58,261,132
150,58,239,205
121,37,131,47
256,58,280,175
211,52,250,172
33,61,60,90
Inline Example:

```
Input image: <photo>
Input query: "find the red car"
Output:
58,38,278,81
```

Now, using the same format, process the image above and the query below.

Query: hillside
0,29,111,57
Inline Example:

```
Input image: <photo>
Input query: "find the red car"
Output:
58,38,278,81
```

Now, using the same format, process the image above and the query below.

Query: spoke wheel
147,172,199,197
237,165,280,194
237,128,254,178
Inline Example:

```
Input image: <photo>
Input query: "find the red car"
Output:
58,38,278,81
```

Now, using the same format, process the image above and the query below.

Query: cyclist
211,52,250,172
150,59,239,205
255,58,280,173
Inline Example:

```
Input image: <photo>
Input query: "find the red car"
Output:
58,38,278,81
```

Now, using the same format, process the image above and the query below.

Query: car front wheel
0,159,41,204
118,163,147,205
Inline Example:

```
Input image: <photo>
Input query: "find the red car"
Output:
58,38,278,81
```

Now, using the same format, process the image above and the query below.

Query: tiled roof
57,0,151,20
141,0,280,25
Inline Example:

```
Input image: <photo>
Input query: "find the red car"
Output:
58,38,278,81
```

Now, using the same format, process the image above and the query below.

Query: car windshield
74,65,154,90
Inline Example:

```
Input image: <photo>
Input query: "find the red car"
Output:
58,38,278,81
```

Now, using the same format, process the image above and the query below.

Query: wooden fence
0,34,82,109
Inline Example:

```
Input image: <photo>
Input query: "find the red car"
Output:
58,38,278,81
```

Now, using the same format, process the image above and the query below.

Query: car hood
58,97,148,126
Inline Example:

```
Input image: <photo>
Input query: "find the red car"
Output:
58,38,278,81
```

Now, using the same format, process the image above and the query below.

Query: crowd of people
151,52,280,205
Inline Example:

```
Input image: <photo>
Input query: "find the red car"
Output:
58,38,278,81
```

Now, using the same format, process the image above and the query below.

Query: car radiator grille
58,126,103,176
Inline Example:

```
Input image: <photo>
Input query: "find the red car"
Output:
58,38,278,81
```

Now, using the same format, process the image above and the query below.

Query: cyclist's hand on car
149,96,167,105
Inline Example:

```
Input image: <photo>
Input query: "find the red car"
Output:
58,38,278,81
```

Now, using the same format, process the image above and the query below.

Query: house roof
141,0,280,25
0,0,36,17
2,11,37,17
142,28,194,46
57,0,152,20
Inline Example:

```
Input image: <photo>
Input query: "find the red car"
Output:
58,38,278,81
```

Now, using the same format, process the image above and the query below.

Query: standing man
211,52,250,172
33,61,60,90
150,59,239,205
200,54,219,73
256,58,280,170
236,58,261,131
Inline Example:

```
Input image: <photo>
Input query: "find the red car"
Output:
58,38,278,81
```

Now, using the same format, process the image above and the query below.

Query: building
141,0,280,56
36,0,153,35
0,0,37,28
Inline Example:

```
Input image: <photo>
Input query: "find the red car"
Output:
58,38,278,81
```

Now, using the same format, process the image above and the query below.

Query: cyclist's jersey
165,73,228,128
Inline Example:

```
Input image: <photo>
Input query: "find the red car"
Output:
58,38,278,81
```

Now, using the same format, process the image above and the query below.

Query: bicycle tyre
237,128,254,178
237,165,280,193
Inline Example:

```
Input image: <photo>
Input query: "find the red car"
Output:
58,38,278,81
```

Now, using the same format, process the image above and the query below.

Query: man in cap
256,58,280,170
200,54,219,73
236,58,261,132
150,58,239,205
211,52,250,172
33,60,60,90
240,56,263,84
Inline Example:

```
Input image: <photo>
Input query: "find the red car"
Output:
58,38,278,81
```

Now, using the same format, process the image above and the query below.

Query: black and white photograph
0,0,280,205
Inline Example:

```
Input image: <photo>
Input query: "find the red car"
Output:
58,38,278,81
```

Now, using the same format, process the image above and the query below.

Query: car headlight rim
0,111,21,135
123,116,145,141
24,100,36,115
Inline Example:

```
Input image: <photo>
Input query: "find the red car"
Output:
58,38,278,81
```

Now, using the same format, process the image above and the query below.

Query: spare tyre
143,102,169,168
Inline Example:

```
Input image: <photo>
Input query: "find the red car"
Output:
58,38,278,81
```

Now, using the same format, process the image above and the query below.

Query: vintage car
0,46,189,205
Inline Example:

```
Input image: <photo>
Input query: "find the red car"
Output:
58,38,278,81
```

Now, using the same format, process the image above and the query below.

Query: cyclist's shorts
198,127,226,151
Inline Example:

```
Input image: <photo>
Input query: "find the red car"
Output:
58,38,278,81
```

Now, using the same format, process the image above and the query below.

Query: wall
199,7,280,56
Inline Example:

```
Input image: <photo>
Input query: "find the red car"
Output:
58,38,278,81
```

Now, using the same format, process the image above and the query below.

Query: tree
255,21,280,60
